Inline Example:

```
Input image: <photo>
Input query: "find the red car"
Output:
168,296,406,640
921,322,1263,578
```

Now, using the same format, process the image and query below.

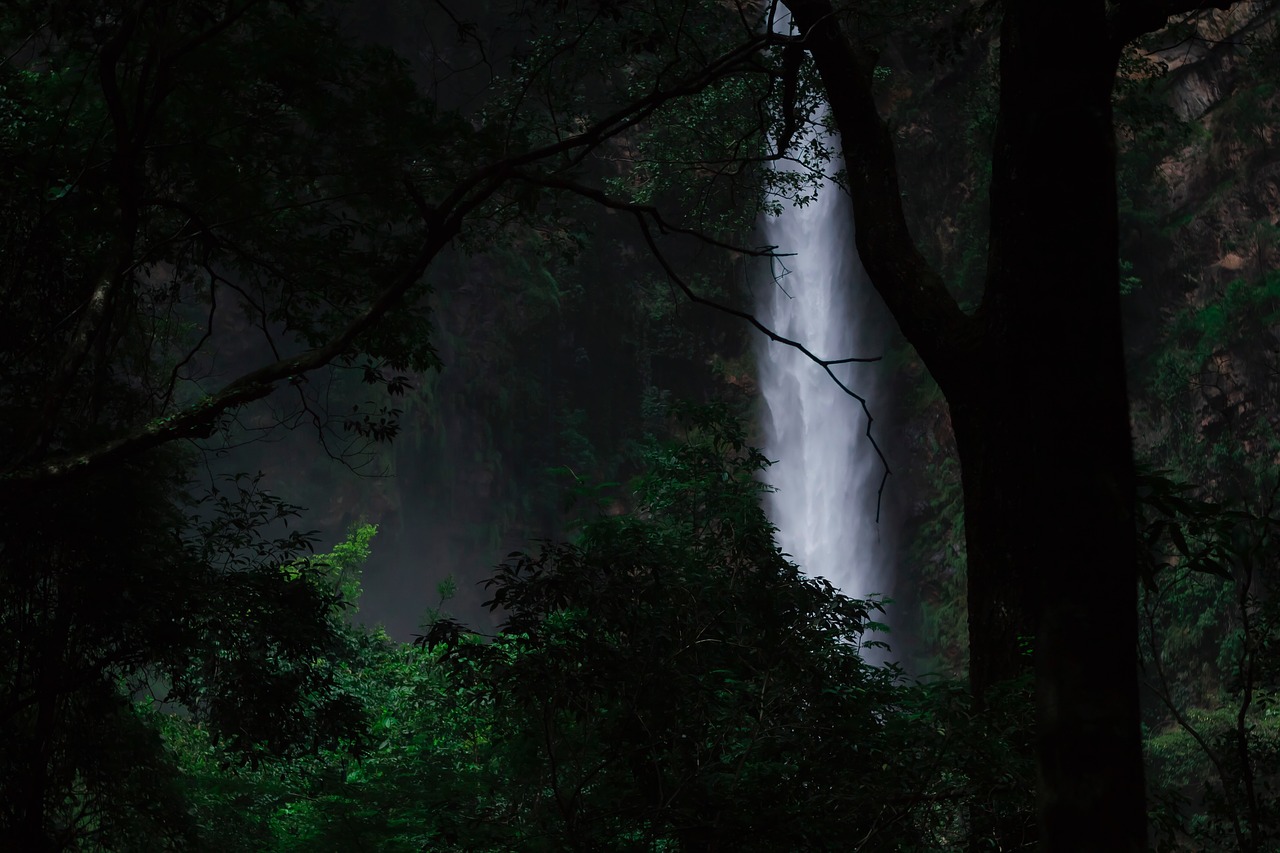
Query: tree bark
784,0,1146,848
981,5,1144,848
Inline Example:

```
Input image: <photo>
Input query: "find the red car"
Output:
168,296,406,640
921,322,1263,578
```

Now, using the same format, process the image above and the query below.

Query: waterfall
757,139,888,608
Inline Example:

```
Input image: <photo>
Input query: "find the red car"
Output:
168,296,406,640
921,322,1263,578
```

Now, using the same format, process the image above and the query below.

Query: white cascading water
757,132,887,607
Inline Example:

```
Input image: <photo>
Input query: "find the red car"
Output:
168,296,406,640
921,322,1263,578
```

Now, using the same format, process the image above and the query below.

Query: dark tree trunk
784,0,1147,848
977,5,1144,849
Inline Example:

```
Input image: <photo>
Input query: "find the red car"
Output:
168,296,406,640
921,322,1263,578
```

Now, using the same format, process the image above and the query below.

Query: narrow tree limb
511,172,883,366
2,30,781,490
782,0,978,392
628,210,893,521
511,171,814,267
0,213,458,492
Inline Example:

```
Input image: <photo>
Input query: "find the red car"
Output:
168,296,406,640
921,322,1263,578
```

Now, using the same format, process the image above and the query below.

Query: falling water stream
757,135,887,606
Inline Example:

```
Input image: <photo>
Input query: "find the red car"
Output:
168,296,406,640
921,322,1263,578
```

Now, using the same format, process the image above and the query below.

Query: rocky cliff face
1127,4,1279,489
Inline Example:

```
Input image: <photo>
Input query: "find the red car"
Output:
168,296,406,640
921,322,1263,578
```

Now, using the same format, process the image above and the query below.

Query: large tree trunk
784,0,1146,848
980,5,1144,848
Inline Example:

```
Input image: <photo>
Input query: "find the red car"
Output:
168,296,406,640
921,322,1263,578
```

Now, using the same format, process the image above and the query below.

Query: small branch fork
641,212,893,522
508,171,894,521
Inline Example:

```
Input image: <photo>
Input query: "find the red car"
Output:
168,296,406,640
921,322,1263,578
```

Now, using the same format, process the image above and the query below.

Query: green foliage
0,452,193,848
0,0,446,446
1113,47,1196,219
1120,258,1144,295
1140,473,1280,851
153,525,499,852
1181,275,1280,364
439,409,923,849
287,523,378,614
0,456,372,845
0,0,514,837
154,409,1036,851
1141,271,1280,491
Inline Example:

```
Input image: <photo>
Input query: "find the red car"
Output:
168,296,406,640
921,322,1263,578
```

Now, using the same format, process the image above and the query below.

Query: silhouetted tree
780,0,1245,848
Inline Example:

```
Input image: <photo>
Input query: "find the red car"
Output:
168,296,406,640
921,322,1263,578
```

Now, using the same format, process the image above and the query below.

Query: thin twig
626,210,893,520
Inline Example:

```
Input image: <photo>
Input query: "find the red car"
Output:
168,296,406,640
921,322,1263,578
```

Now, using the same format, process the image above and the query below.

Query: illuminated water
757,146,886,605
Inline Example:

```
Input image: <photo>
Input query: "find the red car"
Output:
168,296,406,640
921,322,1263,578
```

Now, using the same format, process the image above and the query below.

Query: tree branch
781,0,977,392
1,30,783,491
0,211,459,492
514,170,881,362
625,207,894,521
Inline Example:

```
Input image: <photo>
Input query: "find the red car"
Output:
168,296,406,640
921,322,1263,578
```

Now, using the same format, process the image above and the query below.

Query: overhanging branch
513,170,882,364
623,205,893,521
0,214,459,492
2,31,784,491
782,0,978,391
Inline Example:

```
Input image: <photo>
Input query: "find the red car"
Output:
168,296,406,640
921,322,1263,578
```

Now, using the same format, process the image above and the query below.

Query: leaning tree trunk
784,0,1146,848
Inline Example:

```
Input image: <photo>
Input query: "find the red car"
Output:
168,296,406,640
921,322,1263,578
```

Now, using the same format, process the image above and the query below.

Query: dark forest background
2,0,1279,849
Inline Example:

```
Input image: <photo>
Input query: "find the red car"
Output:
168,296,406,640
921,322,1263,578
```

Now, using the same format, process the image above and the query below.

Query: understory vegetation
154,412,1039,851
